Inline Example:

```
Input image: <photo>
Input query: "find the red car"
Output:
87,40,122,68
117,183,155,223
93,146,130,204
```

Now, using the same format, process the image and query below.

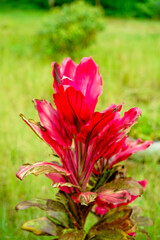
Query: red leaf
34,99,72,147
54,86,91,134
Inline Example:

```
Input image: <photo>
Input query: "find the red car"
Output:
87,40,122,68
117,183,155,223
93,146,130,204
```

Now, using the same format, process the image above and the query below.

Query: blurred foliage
1,0,160,18
86,0,160,18
36,1,104,57
0,0,50,9
130,115,160,141
135,0,160,18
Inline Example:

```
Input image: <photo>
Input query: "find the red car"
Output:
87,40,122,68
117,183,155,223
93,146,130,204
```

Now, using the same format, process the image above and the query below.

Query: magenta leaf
74,57,102,113
60,58,77,80
33,99,72,147
94,178,144,213
19,114,66,157
78,104,122,142
52,57,102,114
97,178,144,197
54,85,91,133
52,58,77,93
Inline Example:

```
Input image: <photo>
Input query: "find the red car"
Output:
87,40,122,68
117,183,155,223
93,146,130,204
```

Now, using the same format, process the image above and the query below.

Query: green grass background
0,10,160,239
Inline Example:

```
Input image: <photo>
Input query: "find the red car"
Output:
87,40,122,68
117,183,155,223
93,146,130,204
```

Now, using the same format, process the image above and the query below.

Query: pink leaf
74,57,102,113
20,114,66,157
52,58,77,93
52,57,102,113
34,99,72,147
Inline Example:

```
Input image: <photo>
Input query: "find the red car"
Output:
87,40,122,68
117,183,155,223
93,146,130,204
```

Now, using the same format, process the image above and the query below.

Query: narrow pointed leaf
78,104,122,142
22,217,63,236
33,99,72,147
16,198,49,211
19,114,67,158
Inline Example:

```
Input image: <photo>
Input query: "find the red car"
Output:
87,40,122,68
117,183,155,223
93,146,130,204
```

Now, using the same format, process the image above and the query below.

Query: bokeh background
0,0,160,239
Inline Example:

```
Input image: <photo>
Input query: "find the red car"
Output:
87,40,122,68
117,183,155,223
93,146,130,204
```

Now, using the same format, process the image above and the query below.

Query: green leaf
98,206,133,225
87,228,134,240
22,217,63,236
97,178,143,196
138,228,151,240
56,191,82,229
131,206,153,227
59,229,86,240
134,216,153,227
16,198,74,228
46,199,74,228
16,198,49,211
87,207,136,240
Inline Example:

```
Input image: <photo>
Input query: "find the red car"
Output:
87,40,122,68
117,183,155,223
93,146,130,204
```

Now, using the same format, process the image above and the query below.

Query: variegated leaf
87,206,136,240
97,178,144,196
131,206,153,227
72,192,97,206
52,182,80,189
80,193,97,206
22,217,63,236
16,198,74,228
59,229,86,240
16,161,70,180
16,198,49,211
87,228,134,240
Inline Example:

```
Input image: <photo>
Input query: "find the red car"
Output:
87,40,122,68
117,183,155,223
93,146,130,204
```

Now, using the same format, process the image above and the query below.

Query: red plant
16,57,153,239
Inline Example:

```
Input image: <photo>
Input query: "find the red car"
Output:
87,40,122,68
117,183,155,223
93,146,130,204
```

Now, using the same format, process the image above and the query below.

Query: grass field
0,9,160,239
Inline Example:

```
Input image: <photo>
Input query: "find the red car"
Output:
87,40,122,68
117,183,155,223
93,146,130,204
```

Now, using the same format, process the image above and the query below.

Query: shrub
37,1,104,56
